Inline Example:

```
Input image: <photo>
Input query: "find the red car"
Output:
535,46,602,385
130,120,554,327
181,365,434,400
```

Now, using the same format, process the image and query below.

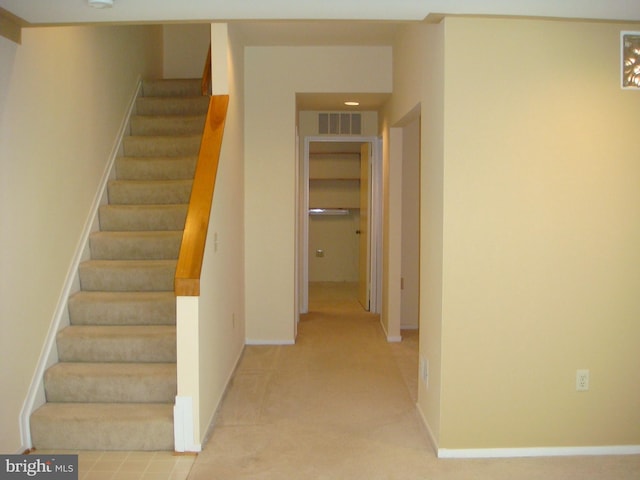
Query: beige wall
392,17,640,451
244,46,392,343
163,24,210,79
389,20,445,444
381,123,402,340
401,116,420,329
308,214,360,282
195,23,246,441
439,17,640,449
419,21,446,446
0,25,162,453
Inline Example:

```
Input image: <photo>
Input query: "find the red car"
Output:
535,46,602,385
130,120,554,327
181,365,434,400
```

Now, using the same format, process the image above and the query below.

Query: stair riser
57,334,176,363
34,79,205,452
136,97,209,116
108,180,192,205
68,292,176,326
115,157,197,181
142,79,201,97
44,365,176,403
31,404,174,451
99,205,188,232
90,232,182,261
79,261,176,292
123,135,201,157
130,115,205,136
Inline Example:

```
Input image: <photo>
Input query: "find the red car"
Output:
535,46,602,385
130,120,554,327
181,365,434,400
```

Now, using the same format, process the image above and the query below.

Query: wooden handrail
201,44,212,96
175,95,229,296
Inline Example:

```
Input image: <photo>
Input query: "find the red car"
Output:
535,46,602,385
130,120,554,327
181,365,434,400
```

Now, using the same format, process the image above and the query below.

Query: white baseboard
437,445,640,459
245,339,295,346
378,316,402,343
174,396,201,453
414,403,639,459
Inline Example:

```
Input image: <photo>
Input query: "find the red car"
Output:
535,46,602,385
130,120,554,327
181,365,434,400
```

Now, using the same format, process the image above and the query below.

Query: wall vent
318,113,362,135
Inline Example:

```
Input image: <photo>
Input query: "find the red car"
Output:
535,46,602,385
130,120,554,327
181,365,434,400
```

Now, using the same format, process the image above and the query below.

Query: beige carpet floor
188,282,640,479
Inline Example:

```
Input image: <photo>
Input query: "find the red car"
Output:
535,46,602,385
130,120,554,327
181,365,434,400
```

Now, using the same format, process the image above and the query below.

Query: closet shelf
310,204,360,210
309,177,360,181
309,208,351,216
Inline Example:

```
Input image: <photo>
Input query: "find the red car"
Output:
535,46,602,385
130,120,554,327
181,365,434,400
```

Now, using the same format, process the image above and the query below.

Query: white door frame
299,135,382,315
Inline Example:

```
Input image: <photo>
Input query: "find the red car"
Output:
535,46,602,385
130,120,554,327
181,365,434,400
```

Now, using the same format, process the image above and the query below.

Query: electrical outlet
420,357,429,388
576,369,590,391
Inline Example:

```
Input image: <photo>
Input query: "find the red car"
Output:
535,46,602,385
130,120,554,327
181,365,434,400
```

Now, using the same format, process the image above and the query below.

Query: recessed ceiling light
88,0,114,8
344,101,360,106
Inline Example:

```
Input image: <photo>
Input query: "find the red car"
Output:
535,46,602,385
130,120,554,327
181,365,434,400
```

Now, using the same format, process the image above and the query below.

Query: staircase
30,79,208,451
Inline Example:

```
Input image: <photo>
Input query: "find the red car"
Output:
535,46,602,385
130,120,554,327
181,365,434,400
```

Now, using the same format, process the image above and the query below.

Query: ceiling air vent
318,113,362,135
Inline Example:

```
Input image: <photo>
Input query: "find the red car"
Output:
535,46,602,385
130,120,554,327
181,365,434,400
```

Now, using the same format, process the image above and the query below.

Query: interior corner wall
388,21,445,446
381,123,402,340
439,17,640,449
0,25,162,453
400,116,420,329
244,46,392,343
195,23,245,441
163,23,211,79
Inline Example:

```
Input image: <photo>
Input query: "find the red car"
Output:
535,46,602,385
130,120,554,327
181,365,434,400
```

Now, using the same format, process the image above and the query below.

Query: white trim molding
298,135,383,317
415,403,639,459
437,445,640,459
174,396,201,453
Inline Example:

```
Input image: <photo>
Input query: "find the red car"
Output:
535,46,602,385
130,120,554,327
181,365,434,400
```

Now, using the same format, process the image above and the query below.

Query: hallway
188,281,428,478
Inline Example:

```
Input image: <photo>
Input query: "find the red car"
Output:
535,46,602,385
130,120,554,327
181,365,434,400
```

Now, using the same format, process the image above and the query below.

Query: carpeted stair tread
99,204,188,231
68,291,176,326
123,134,201,157
44,362,176,403
115,156,197,181
30,403,174,451
79,259,177,292
136,96,209,116
57,325,176,363
130,114,206,136
108,179,193,205
31,78,203,452
142,78,201,97
89,231,182,260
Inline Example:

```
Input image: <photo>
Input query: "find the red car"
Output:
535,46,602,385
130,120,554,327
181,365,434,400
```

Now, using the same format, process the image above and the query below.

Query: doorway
299,136,381,316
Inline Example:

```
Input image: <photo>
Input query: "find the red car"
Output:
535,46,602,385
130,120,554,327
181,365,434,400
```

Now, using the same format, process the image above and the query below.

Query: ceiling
3,1,639,113
2,0,640,26
297,93,391,113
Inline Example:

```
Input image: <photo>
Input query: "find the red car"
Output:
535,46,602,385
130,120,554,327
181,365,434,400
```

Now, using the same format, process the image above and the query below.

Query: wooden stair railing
175,94,229,296
201,45,212,96
175,42,226,296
